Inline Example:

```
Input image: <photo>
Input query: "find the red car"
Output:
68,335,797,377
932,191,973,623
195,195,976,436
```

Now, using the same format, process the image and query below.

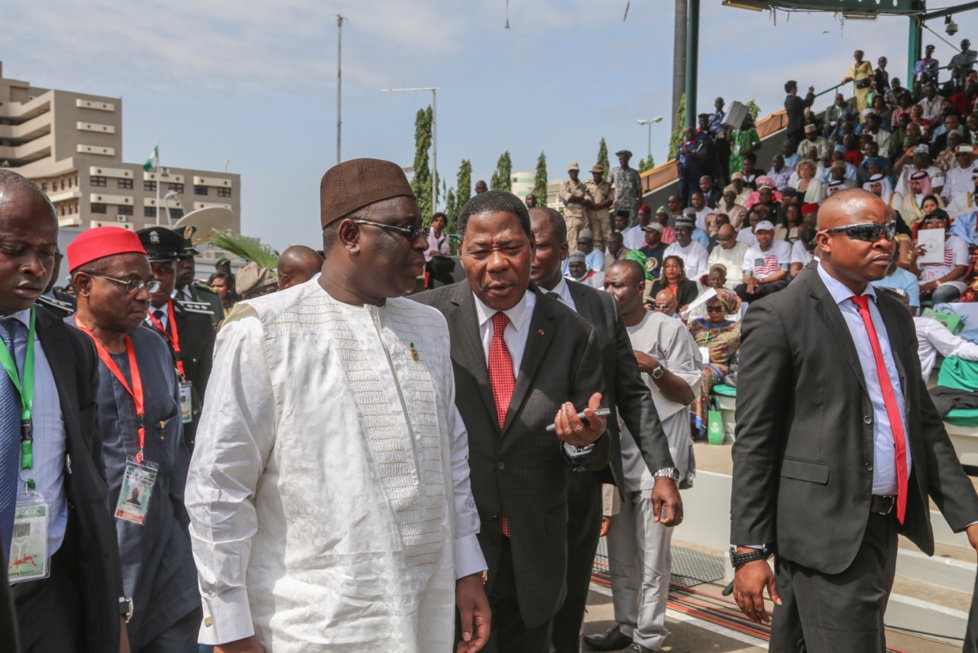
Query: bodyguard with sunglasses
730,188,978,652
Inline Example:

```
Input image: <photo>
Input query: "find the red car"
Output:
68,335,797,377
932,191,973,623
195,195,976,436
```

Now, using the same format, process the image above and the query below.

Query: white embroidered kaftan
186,280,484,652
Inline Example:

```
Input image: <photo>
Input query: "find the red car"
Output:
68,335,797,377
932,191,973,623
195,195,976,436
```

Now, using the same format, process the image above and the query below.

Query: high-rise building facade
0,63,240,233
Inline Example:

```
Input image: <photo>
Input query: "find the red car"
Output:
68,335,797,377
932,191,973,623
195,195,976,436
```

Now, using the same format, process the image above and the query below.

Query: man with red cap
186,158,489,653
68,226,200,652
0,171,127,652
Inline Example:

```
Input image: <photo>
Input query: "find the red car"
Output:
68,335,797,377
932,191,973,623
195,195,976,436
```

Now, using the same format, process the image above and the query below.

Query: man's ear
336,218,361,254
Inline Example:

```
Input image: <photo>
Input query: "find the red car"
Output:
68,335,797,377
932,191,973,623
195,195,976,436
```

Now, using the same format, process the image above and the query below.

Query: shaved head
278,245,324,289
816,188,882,231
609,259,644,285
529,206,567,243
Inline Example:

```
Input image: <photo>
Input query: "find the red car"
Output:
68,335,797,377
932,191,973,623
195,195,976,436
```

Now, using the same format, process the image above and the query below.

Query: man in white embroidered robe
186,158,489,653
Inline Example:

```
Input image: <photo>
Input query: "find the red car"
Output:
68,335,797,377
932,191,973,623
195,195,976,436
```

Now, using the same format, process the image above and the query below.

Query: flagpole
155,142,161,226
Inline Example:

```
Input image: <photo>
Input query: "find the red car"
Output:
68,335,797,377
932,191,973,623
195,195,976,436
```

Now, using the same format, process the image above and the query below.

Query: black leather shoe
584,624,632,651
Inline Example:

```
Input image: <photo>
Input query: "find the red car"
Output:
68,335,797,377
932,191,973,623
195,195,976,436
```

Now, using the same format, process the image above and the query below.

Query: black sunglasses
706,305,725,312
822,221,897,243
349,219,424,241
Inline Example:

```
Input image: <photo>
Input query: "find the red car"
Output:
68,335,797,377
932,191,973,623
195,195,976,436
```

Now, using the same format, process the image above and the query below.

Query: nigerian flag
143,145,158,173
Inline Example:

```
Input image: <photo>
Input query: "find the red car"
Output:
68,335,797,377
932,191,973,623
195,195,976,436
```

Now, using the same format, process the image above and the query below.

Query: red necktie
851,295,908,524
488,312,515,536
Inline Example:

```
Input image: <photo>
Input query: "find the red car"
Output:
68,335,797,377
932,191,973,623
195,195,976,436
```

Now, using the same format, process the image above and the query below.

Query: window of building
193,185,208,196
117,204,133,216
168,183,184,193
91,203,107,214
169,209,184,220
117,178,133,189
40,182,47,192
91,176,107,187
144,180,157,192
216,187,232,198
144,206,157,218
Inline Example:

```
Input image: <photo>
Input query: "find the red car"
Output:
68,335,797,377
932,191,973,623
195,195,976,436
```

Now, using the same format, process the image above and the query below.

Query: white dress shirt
913,316,978,381
664,240,709,281
817,263,911,495
548,276,578,313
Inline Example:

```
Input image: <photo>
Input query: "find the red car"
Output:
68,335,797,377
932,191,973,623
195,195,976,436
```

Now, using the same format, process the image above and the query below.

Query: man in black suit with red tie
731,188,978,652
415,191,611,653
0,170,127,652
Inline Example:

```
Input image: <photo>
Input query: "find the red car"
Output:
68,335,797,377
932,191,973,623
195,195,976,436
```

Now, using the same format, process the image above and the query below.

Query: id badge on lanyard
9,490,49,583
0,309,49,583
115,457,158,526
179,381,193,424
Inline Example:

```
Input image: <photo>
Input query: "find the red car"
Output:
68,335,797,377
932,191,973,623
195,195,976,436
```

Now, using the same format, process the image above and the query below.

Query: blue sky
5,1,978,250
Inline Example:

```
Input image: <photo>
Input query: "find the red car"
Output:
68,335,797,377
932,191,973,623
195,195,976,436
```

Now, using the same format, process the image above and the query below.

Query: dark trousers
716,139,731,187
735,280,789,303
15,554,81,653
479,538,552,653
551,475,603,653
786,130,804,149
770,513,898,653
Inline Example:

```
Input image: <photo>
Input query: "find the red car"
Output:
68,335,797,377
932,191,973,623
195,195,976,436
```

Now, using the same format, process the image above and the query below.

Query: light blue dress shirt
817,264,911,495
7,309,67,557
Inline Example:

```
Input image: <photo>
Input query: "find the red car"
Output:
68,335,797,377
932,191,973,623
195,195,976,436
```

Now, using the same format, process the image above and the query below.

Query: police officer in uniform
172,225,223,328
136,227,215,449
560,162,588,253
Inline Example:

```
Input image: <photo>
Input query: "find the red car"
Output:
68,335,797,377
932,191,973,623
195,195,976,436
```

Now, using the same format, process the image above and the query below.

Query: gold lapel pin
538,329,545,335
409,342,419,361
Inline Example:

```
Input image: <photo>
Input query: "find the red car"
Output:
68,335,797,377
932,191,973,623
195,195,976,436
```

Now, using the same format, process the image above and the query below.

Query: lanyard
0,308,36,488
75,321,146,463
146,300,186,379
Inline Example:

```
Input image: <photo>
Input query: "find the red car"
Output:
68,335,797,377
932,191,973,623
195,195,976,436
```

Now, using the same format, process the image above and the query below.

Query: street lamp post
162,190,180,226
636,116,664,164
380,87,439,214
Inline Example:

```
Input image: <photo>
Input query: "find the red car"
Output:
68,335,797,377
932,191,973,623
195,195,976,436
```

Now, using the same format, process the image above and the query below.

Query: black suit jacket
785,91,816,135
414,282,610,628
148,300,215,447
731,268,978,574
566,280,673,492
36,309,124,652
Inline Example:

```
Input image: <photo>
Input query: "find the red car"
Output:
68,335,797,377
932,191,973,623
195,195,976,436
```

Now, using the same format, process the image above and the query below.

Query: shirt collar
472,287,534,333
549,276,575,307
150,301,170,318
817,261,877,305
6,308,31,328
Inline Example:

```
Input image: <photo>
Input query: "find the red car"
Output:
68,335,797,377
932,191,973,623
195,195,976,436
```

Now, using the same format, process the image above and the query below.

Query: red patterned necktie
488,311,515,536
851,295,908,524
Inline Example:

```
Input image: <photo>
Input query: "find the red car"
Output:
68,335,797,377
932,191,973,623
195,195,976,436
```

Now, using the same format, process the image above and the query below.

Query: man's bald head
278,245,324,289
816,188,885,231
610,259,644,285
0,170,53,214
529,206,567,244
0,170,58,314
654,288,677,314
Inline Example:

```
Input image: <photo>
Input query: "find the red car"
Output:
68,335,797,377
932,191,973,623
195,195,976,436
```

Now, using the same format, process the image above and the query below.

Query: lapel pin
409,342,419,361
538,329,545,335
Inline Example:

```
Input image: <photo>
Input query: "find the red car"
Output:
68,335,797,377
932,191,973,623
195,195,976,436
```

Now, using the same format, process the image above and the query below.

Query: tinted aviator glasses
349,219,424,241
822,221,897,243
89,274,161,294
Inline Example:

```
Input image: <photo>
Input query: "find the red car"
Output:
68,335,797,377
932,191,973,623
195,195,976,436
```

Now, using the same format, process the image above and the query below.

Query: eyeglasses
821,221,897,243
351,219,424,241
653,303,674,310
706,305,725,313
89,274,161,294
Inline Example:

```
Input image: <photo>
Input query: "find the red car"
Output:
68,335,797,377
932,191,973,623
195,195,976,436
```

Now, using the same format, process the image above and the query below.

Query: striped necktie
0,318,22,563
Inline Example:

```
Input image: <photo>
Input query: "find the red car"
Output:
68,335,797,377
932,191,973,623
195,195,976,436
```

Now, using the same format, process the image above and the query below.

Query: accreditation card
8,491,49,583
115,458,158,525
179,381,193,424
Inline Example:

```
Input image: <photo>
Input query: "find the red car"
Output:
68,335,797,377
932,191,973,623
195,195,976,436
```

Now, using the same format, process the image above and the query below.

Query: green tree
638,155,655,173
411,106,433,222
745,99,761,121
596,138,610,174
668,93,687,160
533,151,548,205
456,159,472,209
444,188,458,233
490,151,513,191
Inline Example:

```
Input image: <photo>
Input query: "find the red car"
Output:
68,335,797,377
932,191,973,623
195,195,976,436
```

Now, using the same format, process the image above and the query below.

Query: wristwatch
119,596,134,623
650,364,666,380
729,546,772,569
653,466,679,483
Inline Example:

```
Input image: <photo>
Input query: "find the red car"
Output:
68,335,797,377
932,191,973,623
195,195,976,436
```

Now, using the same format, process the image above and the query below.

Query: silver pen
545,407,611,432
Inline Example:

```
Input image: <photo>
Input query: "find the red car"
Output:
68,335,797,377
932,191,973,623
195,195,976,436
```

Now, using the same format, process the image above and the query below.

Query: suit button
491,514,499,521
497,462,505,470
865,462,873,471
864,415,873,425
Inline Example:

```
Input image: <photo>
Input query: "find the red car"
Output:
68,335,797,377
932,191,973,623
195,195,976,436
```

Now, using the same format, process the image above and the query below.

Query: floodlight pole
337,15,345,165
